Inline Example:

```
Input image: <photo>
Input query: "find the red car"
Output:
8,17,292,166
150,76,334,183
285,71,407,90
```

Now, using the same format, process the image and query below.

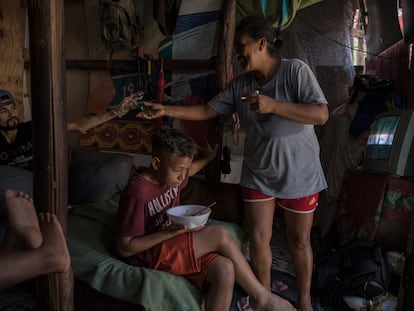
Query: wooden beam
215,0,237,92
66,59,216,72
206,0,237,181
27,0,73,310
24,58,216,72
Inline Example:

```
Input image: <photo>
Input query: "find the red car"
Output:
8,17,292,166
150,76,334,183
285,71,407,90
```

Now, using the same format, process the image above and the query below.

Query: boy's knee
208,224,231,238
210,256,235,281
206,225,235,247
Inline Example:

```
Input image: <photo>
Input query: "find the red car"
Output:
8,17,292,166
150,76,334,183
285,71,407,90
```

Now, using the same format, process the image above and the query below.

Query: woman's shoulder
282,58,309,69
280,59,314,79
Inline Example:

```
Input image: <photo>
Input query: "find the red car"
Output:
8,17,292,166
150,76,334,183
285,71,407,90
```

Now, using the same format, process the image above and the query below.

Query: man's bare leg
37,212,71,272
1,189,42,251
0,189,70,289
0,211,70,289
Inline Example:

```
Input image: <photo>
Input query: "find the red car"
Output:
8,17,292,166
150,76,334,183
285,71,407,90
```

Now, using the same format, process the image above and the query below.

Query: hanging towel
238,0,322,30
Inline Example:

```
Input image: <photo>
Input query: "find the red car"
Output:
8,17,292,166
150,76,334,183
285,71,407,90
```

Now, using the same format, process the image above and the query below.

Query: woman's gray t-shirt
208,58,328,198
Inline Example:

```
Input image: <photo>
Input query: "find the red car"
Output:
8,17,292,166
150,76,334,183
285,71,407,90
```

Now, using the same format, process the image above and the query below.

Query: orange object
155,58,165,128
156,58,165,103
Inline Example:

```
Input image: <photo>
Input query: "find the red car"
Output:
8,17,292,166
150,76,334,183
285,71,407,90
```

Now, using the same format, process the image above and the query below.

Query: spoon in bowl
187,201,217,216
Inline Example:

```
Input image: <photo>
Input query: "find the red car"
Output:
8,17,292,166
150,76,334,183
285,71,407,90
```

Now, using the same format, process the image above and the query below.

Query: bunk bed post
206,0,237,181
27,0,73,310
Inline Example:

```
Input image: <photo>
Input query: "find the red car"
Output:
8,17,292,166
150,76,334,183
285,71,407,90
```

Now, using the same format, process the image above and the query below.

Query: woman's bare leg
244,199,276,290
285,211,314,311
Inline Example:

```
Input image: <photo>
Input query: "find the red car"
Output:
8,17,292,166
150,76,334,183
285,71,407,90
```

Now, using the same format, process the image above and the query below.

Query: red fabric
116,172,188,237
151,232,219,289
155,58,165,129
116,172,189,267
381,207,412,222
278,193,319,213
339,170,389,240
242,187,319,213
242,187,273,201
337,169,414,242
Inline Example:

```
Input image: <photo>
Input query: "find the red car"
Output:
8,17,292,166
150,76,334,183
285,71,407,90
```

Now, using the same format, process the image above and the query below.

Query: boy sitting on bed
0,189,70,289
116,127,295,311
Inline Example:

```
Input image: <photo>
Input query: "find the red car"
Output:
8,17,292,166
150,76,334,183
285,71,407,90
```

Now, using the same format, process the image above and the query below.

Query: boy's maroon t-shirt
116,171,189,265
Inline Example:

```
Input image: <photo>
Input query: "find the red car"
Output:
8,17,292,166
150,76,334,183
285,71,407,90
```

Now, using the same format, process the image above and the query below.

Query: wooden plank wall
0,0,24,117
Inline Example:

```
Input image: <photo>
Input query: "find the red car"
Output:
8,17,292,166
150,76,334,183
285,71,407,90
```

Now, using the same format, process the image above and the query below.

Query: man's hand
113,91,145,118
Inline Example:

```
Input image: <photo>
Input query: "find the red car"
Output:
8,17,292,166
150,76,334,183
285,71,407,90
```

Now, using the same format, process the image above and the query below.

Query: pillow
68,149,134,205
0,165,33,208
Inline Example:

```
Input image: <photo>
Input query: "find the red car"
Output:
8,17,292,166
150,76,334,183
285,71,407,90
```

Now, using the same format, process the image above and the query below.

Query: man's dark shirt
0,122,33,171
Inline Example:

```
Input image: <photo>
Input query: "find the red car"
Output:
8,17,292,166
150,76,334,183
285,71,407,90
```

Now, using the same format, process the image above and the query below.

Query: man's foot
3,189,42,250
38,212,70,273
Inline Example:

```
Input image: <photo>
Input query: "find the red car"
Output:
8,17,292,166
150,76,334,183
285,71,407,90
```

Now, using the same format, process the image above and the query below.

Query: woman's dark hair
235,16,283,58
152,127,198,159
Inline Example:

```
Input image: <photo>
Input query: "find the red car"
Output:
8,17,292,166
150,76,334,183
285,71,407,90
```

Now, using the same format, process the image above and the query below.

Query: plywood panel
0,0,24,117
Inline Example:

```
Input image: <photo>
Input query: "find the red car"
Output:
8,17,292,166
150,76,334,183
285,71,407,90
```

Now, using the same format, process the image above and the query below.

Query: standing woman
139,16,329,311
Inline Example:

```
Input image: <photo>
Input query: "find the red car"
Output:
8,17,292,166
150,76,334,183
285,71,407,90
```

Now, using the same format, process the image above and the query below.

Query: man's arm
67,93,142,133
67,110,119,133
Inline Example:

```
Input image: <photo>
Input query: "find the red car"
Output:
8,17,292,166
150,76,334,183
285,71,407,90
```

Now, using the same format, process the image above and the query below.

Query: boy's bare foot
3,189,42,250
38,212,70,273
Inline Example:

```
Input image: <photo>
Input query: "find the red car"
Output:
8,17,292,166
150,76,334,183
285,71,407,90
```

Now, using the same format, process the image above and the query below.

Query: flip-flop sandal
236,295,253,311
271,279,288,292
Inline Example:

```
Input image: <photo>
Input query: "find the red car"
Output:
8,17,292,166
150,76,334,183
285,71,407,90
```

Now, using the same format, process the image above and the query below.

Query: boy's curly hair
152,127,198,159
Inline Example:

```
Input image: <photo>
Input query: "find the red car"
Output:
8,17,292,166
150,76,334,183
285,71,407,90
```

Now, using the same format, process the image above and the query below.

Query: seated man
0,88,140,170
0,189,70,289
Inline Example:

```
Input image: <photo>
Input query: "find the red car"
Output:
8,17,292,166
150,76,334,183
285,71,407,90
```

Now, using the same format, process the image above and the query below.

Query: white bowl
166,205,211,229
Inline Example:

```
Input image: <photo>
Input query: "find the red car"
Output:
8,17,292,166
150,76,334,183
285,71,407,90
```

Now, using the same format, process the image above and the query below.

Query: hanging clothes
153,0,182,36
238,0,322,30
